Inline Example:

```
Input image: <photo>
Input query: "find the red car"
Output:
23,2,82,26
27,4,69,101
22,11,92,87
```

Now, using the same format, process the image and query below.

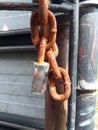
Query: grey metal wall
0,51,45,121
0,0,32,32
0,0,45,128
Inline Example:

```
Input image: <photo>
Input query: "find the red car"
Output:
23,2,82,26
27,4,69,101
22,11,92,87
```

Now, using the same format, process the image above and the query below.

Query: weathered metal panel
0,52,36,75
0,51,45,121
0,0,32,31
76,91,97,130
76,2,98,130
78,4,98,90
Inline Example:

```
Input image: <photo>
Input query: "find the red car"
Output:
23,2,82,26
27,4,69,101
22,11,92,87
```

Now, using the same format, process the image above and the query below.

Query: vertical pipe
45,14,70,130
67,0,79,130
54,14,69,130
45,90,55,130
76,2,98,129
78,3,98,90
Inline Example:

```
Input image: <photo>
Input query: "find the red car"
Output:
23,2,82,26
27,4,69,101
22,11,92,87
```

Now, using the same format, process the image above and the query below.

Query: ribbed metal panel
0,0,32,31
0,51,45,126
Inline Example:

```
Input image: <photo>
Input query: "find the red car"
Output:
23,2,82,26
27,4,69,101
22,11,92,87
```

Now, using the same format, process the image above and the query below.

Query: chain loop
30,10,57,50
30,0,71,101
46,48,62,79
48,68,71,101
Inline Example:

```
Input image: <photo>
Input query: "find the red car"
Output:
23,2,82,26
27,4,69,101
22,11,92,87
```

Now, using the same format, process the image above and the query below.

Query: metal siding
0,0,32,31
0,51,45,120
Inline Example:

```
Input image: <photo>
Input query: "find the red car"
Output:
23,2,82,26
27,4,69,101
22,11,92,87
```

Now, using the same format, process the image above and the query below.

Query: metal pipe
76,1,98,129
45,13,70,130
78,3,98,90
67,0,79,130
54,14,69,130
0,2,74,12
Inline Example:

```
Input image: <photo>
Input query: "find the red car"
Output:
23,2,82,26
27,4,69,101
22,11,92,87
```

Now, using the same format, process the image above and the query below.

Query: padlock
32,37,50,94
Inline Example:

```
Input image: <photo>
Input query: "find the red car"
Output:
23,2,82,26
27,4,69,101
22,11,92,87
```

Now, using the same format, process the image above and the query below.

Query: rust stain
48,68,71,101
30,0,71,101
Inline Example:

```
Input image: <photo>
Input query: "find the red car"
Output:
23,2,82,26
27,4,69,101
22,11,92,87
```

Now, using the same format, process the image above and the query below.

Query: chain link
30,0,71,101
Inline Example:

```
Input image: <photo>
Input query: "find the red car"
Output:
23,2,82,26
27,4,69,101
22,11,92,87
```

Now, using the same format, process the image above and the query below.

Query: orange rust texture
54,23,70,130
37,37,47,63
30,10,57,50
30,10,40,46
30,0,71,102
49,67,71,101
38,0,48,37
46,48,62,79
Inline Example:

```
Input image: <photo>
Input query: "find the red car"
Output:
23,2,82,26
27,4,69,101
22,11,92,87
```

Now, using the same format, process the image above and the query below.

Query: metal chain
30,0,71,101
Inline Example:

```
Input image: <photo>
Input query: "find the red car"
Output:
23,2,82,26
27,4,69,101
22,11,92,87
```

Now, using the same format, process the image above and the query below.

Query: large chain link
30,0,71,101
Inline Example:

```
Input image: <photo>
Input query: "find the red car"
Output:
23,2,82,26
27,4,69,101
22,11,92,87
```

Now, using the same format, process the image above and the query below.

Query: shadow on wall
51,0,63,4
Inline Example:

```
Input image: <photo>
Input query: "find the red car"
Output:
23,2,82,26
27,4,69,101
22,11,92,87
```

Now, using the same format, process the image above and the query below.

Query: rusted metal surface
54,17,70,130
46,49,61,79
46,48,71,101
45,15,70,130
38,0,49,34
30,0,71,101
48,68,71,101
0,2,74,12
31,0,49,94
30,9,57,50
37,37,47,64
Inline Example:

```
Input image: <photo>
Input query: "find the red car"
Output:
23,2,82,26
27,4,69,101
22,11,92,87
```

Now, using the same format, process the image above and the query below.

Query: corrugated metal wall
0,51,45,120
0,0,32,31
0,0,45,128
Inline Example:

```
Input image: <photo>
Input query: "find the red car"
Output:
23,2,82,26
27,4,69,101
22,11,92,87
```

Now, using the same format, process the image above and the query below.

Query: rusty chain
30,0,71,101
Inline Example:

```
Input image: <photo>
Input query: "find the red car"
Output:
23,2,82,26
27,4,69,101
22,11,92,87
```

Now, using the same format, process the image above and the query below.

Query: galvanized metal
0,46,35,52
0,120,42,130
0,113,44,129
78,3,98,90
67,0,79,130
76,90,97,130
32,62,49,94
76,2,98,130
0,0,32,32
0,51,44,129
